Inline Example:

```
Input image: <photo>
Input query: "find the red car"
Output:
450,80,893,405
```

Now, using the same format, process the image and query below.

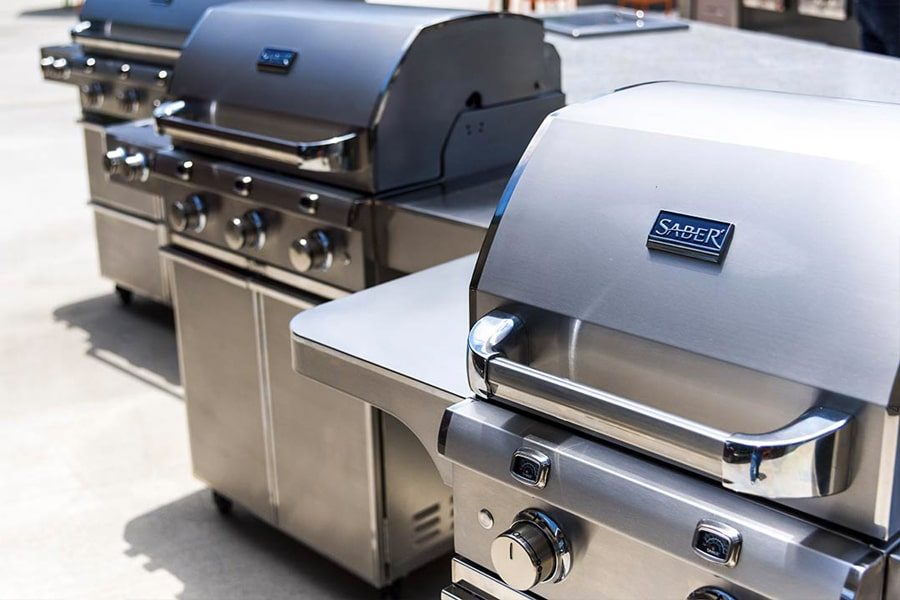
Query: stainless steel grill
436,82,900,598
99,0,564,589
40,0,240,305
41,0,238,120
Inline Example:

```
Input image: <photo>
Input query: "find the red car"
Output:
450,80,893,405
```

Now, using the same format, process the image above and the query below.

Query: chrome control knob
117,88,142,114
104,148,148,182
289,230,333,272
225,210,266,250
490,510,571,591
52,58,71,79
169,195,207,233
687,587,737,600
81,82,105,108
104,147,127,174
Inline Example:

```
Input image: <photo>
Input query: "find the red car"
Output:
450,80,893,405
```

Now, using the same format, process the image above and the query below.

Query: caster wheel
212,490,233,516
381,579,404,600
115,285,133,306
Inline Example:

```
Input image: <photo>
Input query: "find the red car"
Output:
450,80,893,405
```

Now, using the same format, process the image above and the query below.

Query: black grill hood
74,0,240,57
156,0,564,193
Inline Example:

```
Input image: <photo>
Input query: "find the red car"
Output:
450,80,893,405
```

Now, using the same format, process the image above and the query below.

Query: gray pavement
0,2,445,598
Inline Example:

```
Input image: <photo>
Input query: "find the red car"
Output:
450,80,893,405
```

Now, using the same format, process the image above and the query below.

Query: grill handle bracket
467,310,855,500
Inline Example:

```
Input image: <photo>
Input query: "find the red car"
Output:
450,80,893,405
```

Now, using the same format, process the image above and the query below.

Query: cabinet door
169,255,272,521
260,291,383,586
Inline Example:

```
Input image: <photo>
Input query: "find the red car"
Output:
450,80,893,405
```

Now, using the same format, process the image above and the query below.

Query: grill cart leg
211,490,233,516
114,285,133,306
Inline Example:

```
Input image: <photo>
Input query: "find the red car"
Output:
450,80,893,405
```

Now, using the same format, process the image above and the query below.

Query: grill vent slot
412,502,443,547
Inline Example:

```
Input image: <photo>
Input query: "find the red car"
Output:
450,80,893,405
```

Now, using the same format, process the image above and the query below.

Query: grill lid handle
468,310,855,500
153,100,362,174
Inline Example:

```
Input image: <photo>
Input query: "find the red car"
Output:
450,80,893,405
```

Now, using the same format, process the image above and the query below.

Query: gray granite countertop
552,20,900,104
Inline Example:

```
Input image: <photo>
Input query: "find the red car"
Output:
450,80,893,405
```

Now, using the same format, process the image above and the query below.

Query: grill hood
74,0,240,58
473,81,900,410
156,0,564,193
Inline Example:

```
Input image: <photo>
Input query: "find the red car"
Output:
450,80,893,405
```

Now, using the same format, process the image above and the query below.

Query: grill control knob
81,82,105,108
225,210,266,250
289,230,333,272
490,510,571,592
103,148,149,182
169,195,207,233
687,588,738,600
117,88,142,114
104,147,127,174
52,58,71,79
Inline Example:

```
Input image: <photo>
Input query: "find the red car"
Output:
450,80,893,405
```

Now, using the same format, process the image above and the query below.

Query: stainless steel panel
262,292,384,585
887,553,900,599
445,558,533,600
167,254,273,522
290,256,479,484
380,413,454,579
442,400,885,599
85,124,163,220
92,204,169,303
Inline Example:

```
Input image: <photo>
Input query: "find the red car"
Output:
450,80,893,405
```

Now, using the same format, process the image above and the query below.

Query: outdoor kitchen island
288,19,900,600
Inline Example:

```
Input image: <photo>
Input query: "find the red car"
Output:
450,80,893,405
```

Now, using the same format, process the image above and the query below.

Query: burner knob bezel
289,230,334,273
225,210,266,251
490,509,571,592
169,195,207,233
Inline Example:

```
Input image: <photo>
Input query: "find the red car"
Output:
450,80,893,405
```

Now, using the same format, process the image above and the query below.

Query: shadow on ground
19,6,78,18
124,490,450,600
53,293,181,397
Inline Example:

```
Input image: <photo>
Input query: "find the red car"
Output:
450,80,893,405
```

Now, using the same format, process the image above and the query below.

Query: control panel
151,148,368,293
40,46,171,120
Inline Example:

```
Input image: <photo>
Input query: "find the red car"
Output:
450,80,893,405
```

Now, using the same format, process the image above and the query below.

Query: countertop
552,19,900,104
291,255,476,399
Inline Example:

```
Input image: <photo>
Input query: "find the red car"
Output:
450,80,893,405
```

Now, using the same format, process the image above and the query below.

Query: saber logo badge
257,48,298,74
646,210,735,264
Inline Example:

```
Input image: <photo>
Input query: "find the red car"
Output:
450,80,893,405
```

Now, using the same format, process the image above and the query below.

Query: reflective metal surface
155,101,364,176
165,247,451,586
468,309,855,500
490,509,570,591
92,204,169,304
441,400,887,599
471,82,900,538
164,1,563,191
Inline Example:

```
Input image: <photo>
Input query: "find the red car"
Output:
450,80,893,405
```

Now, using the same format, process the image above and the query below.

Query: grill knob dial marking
169,195,207,233
289,230,333,273
225,210,266,250
490,509,571,592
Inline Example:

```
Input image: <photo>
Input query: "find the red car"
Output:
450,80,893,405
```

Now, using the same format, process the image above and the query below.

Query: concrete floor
0,3,446,598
